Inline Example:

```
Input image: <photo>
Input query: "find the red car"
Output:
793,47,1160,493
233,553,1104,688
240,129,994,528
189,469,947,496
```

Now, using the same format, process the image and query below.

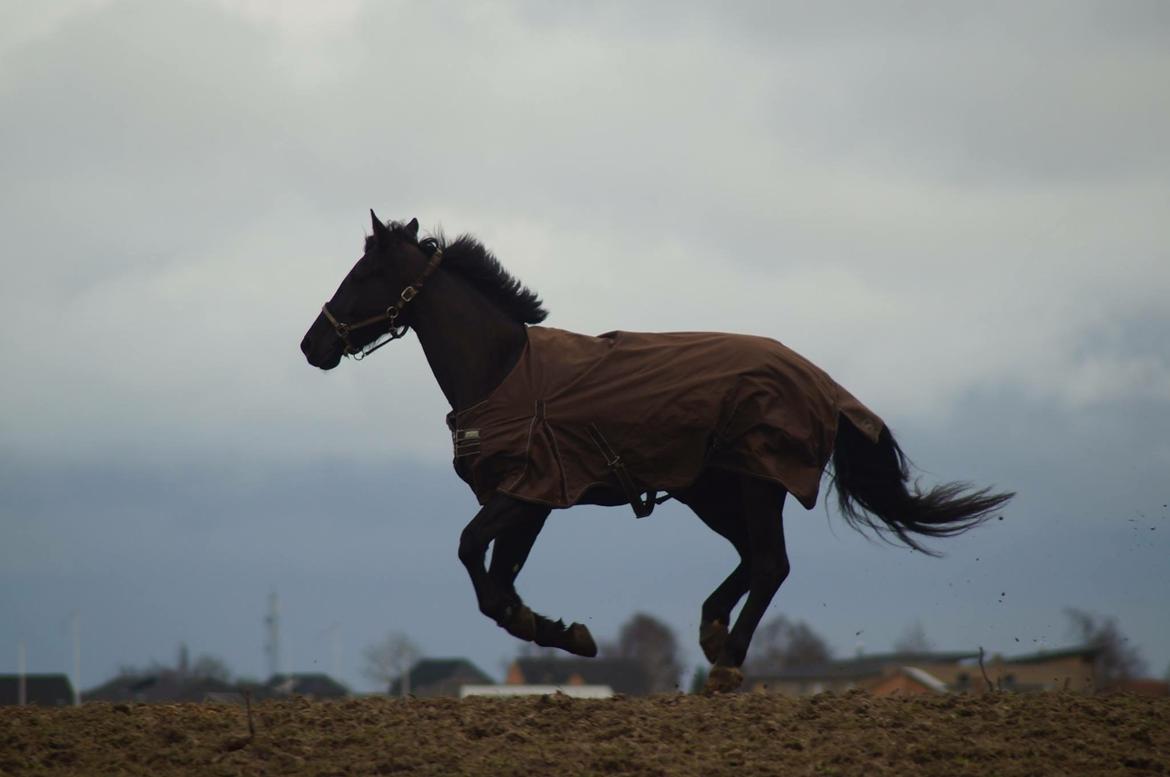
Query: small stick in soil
245,690,256,739
978,646,995,694
215,692,257,756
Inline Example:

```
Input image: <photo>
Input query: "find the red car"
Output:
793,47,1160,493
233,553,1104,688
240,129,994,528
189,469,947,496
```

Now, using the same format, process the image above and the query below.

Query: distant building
262,673,349,699
84,671,236,703
865,666,949,696
87,670,348,703
745,651,978,696
506,657,651,696
744,645,1107,696
986,646,1101,693
85,644,249,703
0,674,75,706
390,658,493,698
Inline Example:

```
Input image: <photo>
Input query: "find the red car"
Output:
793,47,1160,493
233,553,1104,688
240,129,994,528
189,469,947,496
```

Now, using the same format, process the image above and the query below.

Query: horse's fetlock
704,665,744,694
482,595,508,621
700,620,728,664
719,636,750,669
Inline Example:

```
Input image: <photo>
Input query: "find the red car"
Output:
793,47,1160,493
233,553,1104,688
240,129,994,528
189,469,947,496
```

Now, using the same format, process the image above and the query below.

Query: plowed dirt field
2,691,1167,776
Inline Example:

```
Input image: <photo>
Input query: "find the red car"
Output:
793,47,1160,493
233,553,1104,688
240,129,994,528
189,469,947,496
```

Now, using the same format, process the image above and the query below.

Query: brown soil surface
2,692,1167,776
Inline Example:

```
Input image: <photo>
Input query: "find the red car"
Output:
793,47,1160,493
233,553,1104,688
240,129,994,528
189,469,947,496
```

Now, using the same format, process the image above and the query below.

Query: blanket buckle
586,423,669,518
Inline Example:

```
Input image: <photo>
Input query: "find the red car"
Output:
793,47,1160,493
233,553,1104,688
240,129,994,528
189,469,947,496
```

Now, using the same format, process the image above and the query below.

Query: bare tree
607,612,683,693
744,615,832,674
893,621,934,654
1065,608,1146,685
190,654,233,682
363,632,421,695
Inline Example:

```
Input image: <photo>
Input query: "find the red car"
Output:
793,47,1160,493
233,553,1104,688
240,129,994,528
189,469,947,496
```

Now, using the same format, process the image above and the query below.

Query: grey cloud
2,0,1166,451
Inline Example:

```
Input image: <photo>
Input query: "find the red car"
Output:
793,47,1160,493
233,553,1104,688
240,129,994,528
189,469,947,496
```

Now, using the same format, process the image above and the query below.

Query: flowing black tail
830,415,1013,556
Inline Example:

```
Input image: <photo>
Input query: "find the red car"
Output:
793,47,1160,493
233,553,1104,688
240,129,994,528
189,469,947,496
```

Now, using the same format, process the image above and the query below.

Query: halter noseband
321,248,443,360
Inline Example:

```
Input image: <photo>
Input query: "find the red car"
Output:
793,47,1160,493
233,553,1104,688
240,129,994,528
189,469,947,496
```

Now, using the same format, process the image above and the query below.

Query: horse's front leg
458,494,597,657
484,515,546,639
458,495,545,628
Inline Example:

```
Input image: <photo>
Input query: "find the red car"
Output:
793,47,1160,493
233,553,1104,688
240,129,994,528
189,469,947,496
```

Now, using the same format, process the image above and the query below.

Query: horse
300,212,1013,692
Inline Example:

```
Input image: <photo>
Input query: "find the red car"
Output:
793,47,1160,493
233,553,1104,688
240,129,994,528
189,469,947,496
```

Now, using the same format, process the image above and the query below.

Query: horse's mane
425,228,548,325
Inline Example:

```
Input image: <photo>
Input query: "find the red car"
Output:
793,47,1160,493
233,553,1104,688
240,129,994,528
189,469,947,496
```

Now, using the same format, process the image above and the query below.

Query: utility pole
17,641,26,706
328,623,341,681
264,592,281,679
71,610,81,705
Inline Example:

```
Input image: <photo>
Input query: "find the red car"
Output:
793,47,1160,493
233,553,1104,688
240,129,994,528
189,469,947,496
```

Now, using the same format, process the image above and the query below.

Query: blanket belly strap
585,423,670,518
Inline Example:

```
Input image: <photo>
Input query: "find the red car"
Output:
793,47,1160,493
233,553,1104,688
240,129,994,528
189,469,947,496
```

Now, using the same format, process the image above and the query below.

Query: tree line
96,607,1150,694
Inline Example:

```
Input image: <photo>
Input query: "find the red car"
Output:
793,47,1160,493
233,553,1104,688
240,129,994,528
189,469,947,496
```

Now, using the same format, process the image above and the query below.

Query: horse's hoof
699,620,728,664
704,665,743,694
505,605,537,641
565,623,598,657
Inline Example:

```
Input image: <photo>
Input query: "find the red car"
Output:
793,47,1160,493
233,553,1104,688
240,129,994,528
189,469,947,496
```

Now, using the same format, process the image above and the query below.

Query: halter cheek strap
322,249,443,360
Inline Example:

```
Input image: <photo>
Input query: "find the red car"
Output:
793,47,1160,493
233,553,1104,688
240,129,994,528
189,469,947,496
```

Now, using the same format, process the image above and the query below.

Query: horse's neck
410,270,527,411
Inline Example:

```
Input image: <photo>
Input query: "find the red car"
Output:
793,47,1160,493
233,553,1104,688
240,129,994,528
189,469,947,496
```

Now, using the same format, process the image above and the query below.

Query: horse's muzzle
301,328,343,370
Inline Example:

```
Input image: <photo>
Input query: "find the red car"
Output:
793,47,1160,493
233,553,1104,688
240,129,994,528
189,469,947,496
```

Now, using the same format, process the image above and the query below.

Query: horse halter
321,248,443,360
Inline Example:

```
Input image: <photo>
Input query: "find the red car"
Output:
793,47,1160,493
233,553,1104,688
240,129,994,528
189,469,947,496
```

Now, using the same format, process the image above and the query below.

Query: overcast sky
2,0,1167,693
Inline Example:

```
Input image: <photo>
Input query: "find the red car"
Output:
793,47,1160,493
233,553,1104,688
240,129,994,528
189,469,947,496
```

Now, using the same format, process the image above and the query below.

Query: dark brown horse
300,212,1012,692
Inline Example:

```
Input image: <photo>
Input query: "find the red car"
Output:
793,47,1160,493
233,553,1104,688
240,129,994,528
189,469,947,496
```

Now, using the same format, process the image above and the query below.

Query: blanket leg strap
586,423,670,518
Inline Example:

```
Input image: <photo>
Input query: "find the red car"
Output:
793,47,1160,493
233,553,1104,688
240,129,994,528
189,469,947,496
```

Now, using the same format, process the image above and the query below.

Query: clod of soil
1,691,1167,776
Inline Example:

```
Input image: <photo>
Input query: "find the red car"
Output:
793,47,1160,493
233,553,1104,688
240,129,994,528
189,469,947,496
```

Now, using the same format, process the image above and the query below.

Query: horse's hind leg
674,469,752,664
707,474,789,693
699,564,749,663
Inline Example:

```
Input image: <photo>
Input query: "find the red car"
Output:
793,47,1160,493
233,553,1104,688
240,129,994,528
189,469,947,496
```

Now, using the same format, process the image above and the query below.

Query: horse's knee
752,554,790,590
458,526,484,568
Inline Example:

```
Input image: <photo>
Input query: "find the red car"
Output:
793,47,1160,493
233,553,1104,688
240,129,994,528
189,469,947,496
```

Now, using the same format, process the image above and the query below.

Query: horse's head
301,211,441,369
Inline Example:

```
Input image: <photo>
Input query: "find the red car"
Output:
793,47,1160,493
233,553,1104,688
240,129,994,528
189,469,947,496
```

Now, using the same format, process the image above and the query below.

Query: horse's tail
830,415,1013,556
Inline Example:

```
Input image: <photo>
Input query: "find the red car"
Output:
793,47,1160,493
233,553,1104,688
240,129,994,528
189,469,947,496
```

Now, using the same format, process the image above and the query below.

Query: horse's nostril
300,332,313,356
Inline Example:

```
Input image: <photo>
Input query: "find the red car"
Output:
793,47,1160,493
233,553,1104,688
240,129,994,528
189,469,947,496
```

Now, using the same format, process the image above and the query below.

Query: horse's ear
404,218,419,241
370,209,391,241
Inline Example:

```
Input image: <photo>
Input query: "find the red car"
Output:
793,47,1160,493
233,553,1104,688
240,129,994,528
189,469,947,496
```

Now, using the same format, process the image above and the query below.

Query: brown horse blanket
447,326,884,512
